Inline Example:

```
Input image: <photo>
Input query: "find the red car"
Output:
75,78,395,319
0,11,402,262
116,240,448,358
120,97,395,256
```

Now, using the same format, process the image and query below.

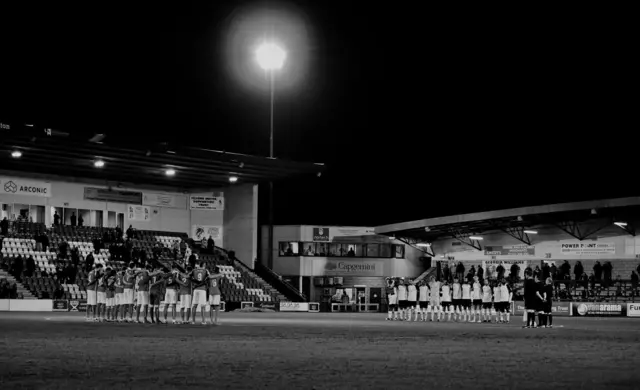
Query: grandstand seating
1,222,283,304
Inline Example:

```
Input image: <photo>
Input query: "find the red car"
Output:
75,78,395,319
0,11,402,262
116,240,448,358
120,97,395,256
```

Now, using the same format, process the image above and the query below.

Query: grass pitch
0,312,639,389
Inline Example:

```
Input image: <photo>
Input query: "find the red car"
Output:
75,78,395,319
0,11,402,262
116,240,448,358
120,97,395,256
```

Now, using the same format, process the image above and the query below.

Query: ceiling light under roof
416,243,431,247
94,160,105,168
165,169,176,176
614,222,627,227
11,150,22,158
229,176,238,183
469,236,483,240
523,230,537,234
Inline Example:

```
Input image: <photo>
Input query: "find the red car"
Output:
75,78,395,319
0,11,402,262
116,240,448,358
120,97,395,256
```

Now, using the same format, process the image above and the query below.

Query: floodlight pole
268,70,275,269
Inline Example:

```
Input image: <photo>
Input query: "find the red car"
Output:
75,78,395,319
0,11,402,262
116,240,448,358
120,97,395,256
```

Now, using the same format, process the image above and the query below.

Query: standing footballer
208,266,223,325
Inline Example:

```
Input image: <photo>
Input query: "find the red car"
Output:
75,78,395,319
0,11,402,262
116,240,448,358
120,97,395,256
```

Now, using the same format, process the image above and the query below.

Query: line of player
385,276,513,323
85,261,224,325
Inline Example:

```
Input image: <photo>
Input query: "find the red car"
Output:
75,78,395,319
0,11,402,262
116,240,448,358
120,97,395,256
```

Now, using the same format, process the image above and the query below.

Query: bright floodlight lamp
165,169,176,176
256,43,286,70
11,150,22,158
94,160,105,168
469,236,483,240
229,176,238,183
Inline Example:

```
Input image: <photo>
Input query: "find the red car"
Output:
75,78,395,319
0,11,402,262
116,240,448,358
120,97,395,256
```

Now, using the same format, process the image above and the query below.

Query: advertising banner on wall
127,205,151,221
52,300,69,312
571,302,626,316
323,260,384,276
0,178,51,197
279,302,310,312
512,301,571,316
313,228,330,241
190,195,224,210
84,187,142,204
627,303,640,317
143,193,180,208
332,227,376,237
482,260,528,280
69,299,87,312
484,245,535,256
561,242,615,255
192,225,222,241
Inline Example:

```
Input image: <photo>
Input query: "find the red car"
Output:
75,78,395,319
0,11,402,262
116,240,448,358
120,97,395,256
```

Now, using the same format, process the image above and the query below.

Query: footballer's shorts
149,291,162,307
441,301,452,309
398,300,409,309
87,289,97,305
543,302,552,314
192,289,207,307
115,292,124,305
462,299,472,309
407,301,417,309
387,294,398,306
179,294,192,309
500,302,510,312
123,288,135,305
97,292,107,305
209,294,221,306
473,299,482,307
164,289,178,305
136,291,150,306
429,298,440,307
419,301,429,309
106,298,115,307
482,302,492,309
452,299,462,308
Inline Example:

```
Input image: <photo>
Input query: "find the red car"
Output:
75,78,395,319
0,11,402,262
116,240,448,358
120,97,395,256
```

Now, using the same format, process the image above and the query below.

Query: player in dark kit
541,277,554,327
523,273,539,328
535,277,546,328
207,266,223,325
149,267,167,324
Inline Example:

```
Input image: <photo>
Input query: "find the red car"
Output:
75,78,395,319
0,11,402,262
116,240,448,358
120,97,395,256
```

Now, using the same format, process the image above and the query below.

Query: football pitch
1,312,639,389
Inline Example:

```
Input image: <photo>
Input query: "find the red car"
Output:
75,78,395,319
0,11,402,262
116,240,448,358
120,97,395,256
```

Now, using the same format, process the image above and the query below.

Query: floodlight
256,43,286,70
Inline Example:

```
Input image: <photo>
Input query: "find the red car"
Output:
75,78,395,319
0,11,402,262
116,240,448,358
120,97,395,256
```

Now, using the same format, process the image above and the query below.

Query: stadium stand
1,222,285,305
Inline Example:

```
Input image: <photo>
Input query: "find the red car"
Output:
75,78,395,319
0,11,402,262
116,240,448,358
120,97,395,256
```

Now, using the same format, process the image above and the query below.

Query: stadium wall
0,174,257,251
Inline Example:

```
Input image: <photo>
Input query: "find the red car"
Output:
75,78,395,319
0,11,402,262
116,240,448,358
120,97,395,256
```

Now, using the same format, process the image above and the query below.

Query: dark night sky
0,2,636,227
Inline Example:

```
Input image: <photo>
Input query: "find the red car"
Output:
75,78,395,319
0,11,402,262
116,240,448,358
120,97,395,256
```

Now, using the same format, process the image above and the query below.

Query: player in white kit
406,281,418,321
452,278,462,321
441,281,452,321
471,277,482,323
397,280,408,321
499,280,512,323
481,279,493,323
493,281,502,323
461,280,472,322
385,277,398,320
429,277,441,321
418,281,429,321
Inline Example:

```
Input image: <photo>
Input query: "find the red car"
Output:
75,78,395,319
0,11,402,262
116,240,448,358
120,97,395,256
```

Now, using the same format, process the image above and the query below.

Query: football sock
548,314,553,326
506,312,510,322
527,312,533,326
387,311,392,319
539,313,544,326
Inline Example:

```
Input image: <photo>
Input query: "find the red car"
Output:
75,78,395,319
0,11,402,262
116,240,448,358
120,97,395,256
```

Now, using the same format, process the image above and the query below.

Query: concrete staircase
232,259,287,302
0,270,37,299
413,267,437,284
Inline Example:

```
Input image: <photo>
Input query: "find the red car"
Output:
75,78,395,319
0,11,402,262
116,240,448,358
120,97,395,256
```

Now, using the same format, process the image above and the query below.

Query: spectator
560,261,571,280
53,283,65,299
442,263,450,282
188,253,197,269
78,215,84,227
9,282,18,299
603,261,613,287
179,239,187,259
468,265,476,281
0,280,7,298
511,263,522,280
456,262,465,281
59,240,69,260
70,212,77,227
85,252,95,272
42,232,49,252
25,255,36,278
542,262,551,280
201,237,207,252
550,263,557,280
631,271,639,297
588,272,596,292
533,265,541,279
12,256,24,281
574,261,584,281
593,261,603,282
615,275,623,296
115,226,123,240
477,265,484,282
126,225,134,240
53,211,60,226
208,236,215,253
152,243,162,260
0,217,9,235
496,264,505,280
